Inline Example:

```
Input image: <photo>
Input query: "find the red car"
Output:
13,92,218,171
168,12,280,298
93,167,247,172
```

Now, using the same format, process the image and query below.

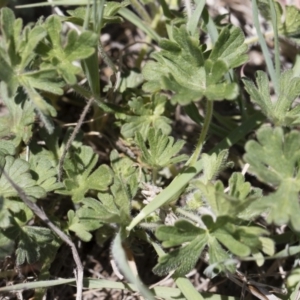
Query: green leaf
0,196,10,228
197,150,230,184
117,95,172,139
194,180,254,218
0,8,65,132
22,69,64,95
42,15,98,84
29,154,63,193
209,26,248,68
118,69,144,92
153,231,208,277
70,151,140,232
80,196,119,223
67,209,98,242
0,155,45,199
135,128,188,169
228,172,263,220
64,1,129,29
20,25,47,70
0,82,35,146
4,224,54,265
206,236,235,276
243,70,300,126
154,190,270,276
142,25,247,105
0,140,15,156
59,145,113,202
155,219,204,247
109,177,133,224
213,227,251,257
244,126,300,230
258,1,300,44
278,5,300,38
0,231,14,259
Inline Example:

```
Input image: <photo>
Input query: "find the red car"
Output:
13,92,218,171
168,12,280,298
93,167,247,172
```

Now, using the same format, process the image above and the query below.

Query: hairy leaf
243,70,300,126
244,126,300,230
0,156,45,199
0,8,64,133
59,145,113,202
64,1,129,29
143,25,247,105
117,95,172,139
5,225,54,265
135,128,188,169
41,15,98,84
0,82,35,146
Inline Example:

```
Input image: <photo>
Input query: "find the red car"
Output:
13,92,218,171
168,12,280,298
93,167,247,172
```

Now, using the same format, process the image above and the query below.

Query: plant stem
186,99,213,167
269,0,281,81
252,0,279,95
152,167,158,185
98,41,117,73
130,0,152,24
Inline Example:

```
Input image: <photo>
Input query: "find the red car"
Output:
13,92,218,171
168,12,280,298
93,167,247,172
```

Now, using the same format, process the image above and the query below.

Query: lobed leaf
243,70,300,126
59,145,113,202
244,126,300,230
117,95,172,140
135,128,188,169
142,25,247,105
43,15,98,84
0,156,45,199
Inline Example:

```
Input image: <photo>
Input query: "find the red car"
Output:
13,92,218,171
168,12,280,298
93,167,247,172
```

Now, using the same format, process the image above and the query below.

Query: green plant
1,1,300,300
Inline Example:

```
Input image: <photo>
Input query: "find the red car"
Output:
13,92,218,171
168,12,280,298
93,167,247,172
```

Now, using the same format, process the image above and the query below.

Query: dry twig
2,170,84,300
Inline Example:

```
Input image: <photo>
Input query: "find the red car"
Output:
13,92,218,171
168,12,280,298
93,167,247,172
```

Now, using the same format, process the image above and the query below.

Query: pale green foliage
1,3,300,299
0,83,35,146
0,8,63,119
155,169,271,277
0,155,45,199
0,140,15,156
155,215,273,277
135,128,188,169
0,146,60,265
142,25,248,105
197,150,231,184
67,208,102,242
0,197,53,265
0,7,97,134
243,70,300,126
116,95,172,139
67,150,139,241
13,226,54,265
40,15,98,84
63,1,130,29
244,126,300,231
258,0,300,44
186,150,231,210
58,145,113,202
29,154,64,193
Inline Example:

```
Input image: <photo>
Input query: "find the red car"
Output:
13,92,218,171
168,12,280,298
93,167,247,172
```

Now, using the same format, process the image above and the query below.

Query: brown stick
2,170,83,300
58,96,95,182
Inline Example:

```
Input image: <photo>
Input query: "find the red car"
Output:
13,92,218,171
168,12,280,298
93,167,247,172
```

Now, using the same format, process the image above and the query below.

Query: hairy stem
187,99,213,167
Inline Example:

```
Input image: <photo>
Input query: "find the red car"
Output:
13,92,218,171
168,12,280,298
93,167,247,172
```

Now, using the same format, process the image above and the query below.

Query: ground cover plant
1,0,300,299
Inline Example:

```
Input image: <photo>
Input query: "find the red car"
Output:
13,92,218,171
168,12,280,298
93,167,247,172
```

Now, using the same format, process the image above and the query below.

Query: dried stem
58,96,95,182
2,170,83,300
